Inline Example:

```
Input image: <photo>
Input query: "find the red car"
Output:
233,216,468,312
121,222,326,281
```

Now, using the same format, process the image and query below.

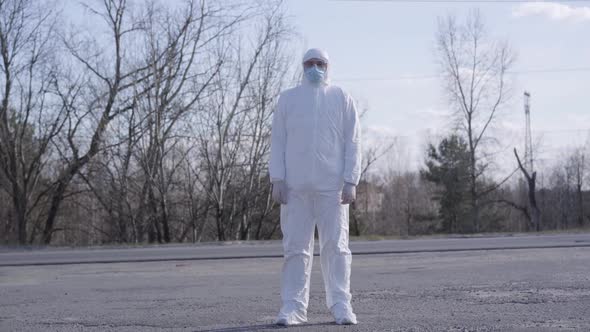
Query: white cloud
513,2,590,22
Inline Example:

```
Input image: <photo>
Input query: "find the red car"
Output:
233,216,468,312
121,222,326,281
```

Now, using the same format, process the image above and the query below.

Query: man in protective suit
269,48,361,326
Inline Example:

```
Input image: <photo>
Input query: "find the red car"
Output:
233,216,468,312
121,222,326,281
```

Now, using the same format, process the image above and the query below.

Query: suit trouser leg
279,190,315,314
315,190,353,309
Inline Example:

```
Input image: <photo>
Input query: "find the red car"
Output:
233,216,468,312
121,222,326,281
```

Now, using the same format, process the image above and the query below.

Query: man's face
303,58,327,71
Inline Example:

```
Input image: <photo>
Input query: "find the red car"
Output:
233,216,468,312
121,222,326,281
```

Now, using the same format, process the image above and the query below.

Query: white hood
302,48,329,64
302,48,330,85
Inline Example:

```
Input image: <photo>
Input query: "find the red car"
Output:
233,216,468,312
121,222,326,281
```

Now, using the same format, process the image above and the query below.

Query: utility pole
514,90,541,231
524,91,533,174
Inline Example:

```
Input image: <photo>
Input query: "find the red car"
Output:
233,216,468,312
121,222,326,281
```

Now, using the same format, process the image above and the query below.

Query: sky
284,0,590,175
60,0,590,178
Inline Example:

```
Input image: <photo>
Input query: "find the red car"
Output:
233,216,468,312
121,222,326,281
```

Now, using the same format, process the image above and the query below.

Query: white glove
271,181,288,205
341,182,356,205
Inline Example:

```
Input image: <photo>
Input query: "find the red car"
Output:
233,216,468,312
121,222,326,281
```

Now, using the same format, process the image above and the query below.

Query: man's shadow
197,321,336,332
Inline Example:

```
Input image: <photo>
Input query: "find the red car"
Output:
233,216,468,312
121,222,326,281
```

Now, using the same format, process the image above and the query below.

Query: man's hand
272,181,288,205
341,182,356,205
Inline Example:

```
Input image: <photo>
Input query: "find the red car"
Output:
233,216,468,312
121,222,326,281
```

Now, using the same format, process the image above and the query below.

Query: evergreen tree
421,135,471,233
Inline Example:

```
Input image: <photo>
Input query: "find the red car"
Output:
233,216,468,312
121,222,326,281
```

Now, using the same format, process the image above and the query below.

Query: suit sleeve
269,94,287,183
343,93,362,185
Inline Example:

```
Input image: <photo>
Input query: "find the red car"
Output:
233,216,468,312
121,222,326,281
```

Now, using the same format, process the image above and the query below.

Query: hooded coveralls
269,48,362,323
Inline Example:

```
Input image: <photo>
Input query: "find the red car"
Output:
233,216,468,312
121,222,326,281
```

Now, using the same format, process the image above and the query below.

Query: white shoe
275,306,307,326
331,303,358,325
275,317,289,326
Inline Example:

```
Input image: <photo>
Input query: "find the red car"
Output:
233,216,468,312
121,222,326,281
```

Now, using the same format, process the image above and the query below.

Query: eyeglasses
304,60,327,70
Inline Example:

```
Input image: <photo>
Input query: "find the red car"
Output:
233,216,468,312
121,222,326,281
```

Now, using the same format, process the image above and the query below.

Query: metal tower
524,91,533,173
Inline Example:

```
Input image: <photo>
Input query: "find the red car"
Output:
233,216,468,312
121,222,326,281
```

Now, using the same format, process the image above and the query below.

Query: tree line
0,0,294,245
0,2,587,246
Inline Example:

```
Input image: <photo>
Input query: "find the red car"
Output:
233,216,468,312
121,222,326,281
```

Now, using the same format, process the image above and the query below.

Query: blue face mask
304,65,326,84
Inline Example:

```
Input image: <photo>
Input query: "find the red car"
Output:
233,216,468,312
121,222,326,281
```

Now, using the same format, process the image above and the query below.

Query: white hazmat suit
269,48,362,325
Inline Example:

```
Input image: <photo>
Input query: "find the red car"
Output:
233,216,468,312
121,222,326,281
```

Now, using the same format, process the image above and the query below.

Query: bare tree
513,148,541,231
195,2,290,241
131,0,232,244
236,19,291,241
565,147,587,228
70,0,253,244
436,9,516,232
41,0,154,244
76,107,140,243
351,138,395,236
0,0,64,244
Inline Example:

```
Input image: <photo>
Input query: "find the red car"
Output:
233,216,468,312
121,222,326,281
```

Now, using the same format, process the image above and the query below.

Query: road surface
1,233,589,267
1,234,589,331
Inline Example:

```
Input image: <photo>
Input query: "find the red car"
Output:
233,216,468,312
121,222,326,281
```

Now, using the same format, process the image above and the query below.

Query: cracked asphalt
1,241,589,331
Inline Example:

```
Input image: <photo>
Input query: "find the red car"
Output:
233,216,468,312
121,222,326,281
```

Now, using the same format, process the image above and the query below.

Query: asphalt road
1,233,590,267
1,234,590,331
